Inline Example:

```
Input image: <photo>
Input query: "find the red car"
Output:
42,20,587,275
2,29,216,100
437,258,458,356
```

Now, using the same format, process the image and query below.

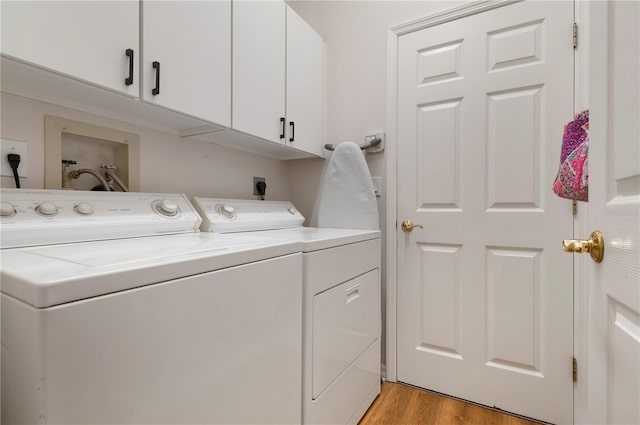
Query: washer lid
0,232,302,308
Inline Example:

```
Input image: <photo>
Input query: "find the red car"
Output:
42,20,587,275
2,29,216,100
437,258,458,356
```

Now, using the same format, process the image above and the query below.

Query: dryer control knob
288,207,297,215
36,201,58,216
220,204,236,218
156,199,179,217
0,202,16,217
74,202,94,215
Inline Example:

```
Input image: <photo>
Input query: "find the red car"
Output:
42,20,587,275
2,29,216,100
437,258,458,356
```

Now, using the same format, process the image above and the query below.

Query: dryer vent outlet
253,177,266,196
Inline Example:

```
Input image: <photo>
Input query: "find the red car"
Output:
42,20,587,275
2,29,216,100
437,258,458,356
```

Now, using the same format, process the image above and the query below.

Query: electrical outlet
253,176,266,195
1,139,28,178
371,176,382,198
364,132,385,153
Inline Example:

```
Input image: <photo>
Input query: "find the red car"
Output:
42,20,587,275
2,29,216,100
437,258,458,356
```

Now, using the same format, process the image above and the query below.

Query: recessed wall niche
45,116,140,191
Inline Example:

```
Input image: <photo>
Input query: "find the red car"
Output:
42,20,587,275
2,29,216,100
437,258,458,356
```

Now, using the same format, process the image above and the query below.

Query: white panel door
286,6,324,156
233,0,286,144
1,1,139,96
583,1,640,423
396,2,574,423
142,0,231,126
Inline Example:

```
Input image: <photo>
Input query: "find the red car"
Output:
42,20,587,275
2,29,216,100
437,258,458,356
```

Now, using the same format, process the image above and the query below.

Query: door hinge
573,23,578,49
572,200,577,215
573,357,578,382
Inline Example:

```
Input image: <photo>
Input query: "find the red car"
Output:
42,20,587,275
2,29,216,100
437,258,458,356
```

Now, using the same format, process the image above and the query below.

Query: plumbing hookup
62,160,129,192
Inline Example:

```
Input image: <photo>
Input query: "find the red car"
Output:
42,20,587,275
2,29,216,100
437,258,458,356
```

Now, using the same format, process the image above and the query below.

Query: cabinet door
233,1,286,143
1,1,139,96
286,6,324,156
142,0,231,126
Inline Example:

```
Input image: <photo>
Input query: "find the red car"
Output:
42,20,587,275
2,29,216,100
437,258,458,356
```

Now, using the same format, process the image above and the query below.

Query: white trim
573,2,592,423
574,3,589,113
384,28,399,382
390,0,522,36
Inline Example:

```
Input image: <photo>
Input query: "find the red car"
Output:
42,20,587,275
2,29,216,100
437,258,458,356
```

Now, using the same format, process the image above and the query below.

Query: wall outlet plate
1,139,28,178
372,176,382,198
253,176,266,196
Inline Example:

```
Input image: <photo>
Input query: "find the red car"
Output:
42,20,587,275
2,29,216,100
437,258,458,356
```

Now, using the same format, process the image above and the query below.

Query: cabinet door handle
280,117,286,139
289,121,295,142
152,61,160,95
125,49,134,86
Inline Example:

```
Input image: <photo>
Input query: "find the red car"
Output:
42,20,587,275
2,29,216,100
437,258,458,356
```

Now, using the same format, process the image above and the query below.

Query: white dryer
194,198,382,425
0,189,303,424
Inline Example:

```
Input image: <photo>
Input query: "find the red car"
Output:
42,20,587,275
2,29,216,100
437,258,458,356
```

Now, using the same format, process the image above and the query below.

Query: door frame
385,3,589,419
572,1,591,422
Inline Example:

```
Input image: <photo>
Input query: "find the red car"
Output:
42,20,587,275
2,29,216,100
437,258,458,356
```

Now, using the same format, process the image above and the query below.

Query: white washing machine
193,197,382,425
0,189,303,425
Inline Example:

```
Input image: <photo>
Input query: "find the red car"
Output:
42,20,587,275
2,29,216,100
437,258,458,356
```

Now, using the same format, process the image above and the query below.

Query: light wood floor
359,382,541,425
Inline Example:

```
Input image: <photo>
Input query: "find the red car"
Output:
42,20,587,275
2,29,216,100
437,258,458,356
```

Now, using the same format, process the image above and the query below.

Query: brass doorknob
562,230,604,263
401,219,424,233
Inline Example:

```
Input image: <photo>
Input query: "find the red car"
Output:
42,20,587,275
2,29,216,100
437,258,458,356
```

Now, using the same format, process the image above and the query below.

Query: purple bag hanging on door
553,110,589,201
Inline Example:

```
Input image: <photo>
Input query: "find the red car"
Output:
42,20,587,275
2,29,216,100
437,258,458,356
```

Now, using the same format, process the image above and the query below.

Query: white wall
1,93,292,201
287,0,469,371
287,0,466,204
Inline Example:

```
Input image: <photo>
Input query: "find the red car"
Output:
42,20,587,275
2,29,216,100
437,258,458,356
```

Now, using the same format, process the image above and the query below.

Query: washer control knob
156,199,179,217
74,202,94,215
288,207,297,215
0,202,16,217
220,204,236,218
36,201,58,216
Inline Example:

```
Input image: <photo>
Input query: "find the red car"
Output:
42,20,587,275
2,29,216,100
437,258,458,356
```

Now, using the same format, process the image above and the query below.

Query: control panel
0,189,202,248
193,198,305,233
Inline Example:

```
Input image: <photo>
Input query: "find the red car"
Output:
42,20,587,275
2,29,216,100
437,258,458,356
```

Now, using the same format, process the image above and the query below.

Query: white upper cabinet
232,2,324,156
1,1,139,96
1,1,322,159
233,1,286,143
286,6,324,156
142,0,231,126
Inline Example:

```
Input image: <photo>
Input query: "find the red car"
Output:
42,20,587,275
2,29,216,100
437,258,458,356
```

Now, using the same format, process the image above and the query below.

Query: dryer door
312,269,380,399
